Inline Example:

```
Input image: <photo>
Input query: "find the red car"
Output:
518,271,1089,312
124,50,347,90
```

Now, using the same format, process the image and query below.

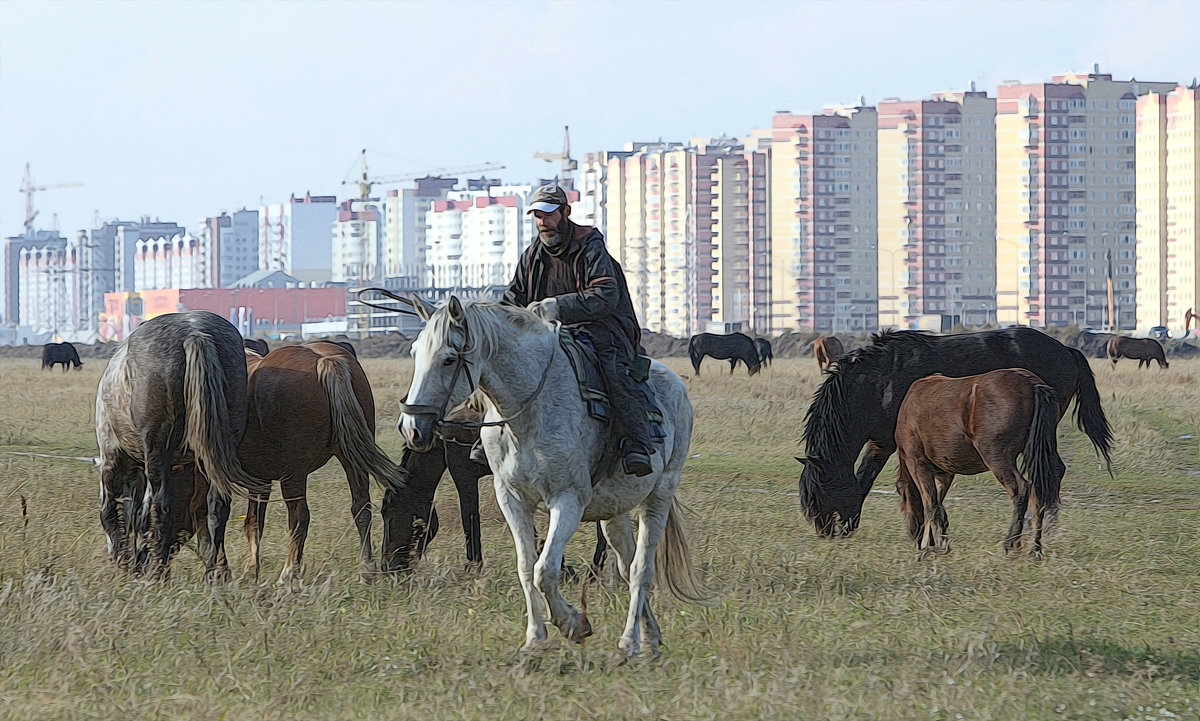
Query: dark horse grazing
813,336,843,373
380,403,608,575
95,310,267,578
798,328,1112,538
1107,336,1168,369
895,368,1065,558
237,341,408,582
42,341,83,371
688,332,761,376
755,338,773,368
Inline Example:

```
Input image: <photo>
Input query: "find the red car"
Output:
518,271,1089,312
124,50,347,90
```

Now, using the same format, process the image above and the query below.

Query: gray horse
399,297,710,658
95,310,266,579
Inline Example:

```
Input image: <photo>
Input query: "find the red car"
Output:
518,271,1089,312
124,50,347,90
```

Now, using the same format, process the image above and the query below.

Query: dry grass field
0,354,1197,720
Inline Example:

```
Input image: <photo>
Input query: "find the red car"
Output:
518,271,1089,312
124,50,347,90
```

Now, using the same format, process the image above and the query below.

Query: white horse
398,296,708,657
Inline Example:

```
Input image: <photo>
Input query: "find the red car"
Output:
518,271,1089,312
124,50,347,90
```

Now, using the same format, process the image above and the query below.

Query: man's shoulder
571,223,604,245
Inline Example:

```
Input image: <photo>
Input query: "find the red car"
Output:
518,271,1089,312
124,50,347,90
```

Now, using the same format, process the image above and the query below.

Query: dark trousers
583,324,653,456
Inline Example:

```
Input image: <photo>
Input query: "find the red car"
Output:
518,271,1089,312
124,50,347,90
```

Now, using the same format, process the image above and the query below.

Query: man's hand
526,297,559,321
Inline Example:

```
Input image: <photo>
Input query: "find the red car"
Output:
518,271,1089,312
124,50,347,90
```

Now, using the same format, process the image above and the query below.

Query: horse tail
655,497,716,606
1022,382,1063,514
1069,348,1113,473
316,354,408,492
688,337,702,374
183,332,265,498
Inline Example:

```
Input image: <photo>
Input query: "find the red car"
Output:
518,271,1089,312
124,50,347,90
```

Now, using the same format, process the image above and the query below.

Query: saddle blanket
557,327,666,440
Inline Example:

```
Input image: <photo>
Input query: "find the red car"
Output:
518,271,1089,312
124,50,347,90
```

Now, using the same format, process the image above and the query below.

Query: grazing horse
238,341,408,582
813,336,843,373
755,338,773,368
1107,336,1168,370
399,297,709,657
95,310,266,578
380,403,609,575
797,328,1112,538
42,341,83,371
688,332,761,376
895,368,1065,558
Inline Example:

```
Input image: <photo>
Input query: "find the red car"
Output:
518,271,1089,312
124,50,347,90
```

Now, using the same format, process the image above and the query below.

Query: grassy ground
0,355,1197,720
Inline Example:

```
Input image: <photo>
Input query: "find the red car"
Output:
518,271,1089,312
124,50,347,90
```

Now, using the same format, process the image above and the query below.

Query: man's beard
539,216,571,247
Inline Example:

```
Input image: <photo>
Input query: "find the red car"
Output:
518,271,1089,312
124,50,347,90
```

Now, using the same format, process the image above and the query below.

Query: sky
1,0,1197,238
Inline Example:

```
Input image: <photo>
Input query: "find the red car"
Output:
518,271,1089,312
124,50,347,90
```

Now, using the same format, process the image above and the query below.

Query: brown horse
238,341,408,582
1107,336,1168,369
894,368,1065,558
813,336,844,373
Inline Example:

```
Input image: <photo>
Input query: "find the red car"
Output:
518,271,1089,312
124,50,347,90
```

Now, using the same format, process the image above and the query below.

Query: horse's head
796,456,863,538
398,295,477,452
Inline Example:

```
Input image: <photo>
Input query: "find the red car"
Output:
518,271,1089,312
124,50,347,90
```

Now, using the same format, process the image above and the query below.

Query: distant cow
243,338,270,356
688,332,761,376
42,342,82,372
813,336,844,373
755,338,773,368
1107,336,1168,370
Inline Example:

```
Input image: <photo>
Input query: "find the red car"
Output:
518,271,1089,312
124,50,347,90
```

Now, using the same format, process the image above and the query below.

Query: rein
355,287,420,316
399,325,559,431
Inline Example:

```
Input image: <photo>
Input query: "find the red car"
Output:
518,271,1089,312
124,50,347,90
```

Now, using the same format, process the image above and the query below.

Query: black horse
242,338,270,356
755,338,773,368
42,341,83,371
688,332,761,376
381,405,607,574
797,327,1113,538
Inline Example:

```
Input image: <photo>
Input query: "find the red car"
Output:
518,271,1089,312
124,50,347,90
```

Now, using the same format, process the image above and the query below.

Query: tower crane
533,125,578,190
342,149,506,201
20,163,83,234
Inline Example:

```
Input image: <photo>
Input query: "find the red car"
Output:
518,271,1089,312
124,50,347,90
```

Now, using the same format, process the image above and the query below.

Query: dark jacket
503,222,641,350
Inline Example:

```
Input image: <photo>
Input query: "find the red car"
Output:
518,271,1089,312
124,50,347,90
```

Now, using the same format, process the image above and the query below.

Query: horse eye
442,356,457,367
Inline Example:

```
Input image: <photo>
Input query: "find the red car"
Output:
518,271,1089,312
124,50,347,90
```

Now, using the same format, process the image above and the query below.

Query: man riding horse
499,184,654,477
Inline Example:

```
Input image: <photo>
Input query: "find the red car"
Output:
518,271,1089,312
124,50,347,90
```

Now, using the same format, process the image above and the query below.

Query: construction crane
20,163,83,234
533,125,578,190
342,149,506,201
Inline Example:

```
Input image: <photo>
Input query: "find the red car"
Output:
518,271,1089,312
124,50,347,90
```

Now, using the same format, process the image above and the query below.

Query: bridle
398,322,558,431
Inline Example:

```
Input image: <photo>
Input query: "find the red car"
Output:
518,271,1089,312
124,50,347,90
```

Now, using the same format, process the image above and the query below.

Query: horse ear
409,293,434,322
448,295,464,324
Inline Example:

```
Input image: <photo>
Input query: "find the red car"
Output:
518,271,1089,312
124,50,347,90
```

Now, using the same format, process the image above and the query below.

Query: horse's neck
474,329,574,426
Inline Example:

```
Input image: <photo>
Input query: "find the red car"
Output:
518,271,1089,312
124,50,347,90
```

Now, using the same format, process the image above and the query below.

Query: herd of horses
80,306,1173,656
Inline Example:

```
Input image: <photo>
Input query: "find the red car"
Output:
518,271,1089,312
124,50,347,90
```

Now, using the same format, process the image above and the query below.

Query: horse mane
423,300,551,359
801,329,935,457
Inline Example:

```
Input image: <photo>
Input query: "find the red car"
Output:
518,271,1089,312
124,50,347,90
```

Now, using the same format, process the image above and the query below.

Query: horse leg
591,521,608,575
535,497,590,642
895,455,923,542
242,485,270,582
932,471,953,552
337,454,374,580
204,479,233,583
728,358,737,375
447,444,485,568
620,491,672,658
849,439,896,533
993,461,1029,555
278,475,311,584
145,449,176,576
600,515,635,586
911,460,943,554
494,479,548,650
98,451,136,567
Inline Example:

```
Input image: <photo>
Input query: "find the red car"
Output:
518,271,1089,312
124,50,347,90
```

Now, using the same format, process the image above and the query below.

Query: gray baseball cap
526,184,569,214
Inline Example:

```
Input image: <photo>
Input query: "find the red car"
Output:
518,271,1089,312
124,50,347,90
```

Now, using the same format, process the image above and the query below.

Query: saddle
557,327,666,441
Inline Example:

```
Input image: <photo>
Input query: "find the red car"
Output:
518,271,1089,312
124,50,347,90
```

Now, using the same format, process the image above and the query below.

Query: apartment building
748,107,878,333
258,193,337,283
996,70,1176,329
1136,84,1199,334
877,90,996,329
424,186,539,291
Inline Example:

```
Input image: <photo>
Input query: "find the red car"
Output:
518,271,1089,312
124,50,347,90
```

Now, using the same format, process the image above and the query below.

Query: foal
894,368,1065,558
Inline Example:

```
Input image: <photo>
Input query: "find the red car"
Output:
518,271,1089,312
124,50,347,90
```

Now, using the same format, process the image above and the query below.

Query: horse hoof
566,612,593,642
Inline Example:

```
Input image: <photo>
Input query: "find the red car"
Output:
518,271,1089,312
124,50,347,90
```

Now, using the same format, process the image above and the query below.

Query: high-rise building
1136,84,1200,334
332,198,384,285
748,107,878,333
877,90,996,329
996,70,1176,329
382,177,459,287
201,209,260,288
424,186,539,291
258,193,337,283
